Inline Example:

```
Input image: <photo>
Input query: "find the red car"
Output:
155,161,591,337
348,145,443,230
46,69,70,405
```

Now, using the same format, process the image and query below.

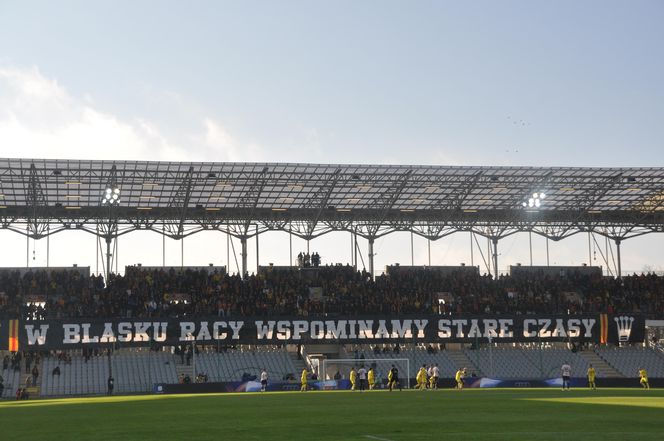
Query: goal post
321,358,411,389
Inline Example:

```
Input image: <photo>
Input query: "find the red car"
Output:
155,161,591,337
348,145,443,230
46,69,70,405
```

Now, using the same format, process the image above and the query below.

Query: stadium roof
1,158,663,241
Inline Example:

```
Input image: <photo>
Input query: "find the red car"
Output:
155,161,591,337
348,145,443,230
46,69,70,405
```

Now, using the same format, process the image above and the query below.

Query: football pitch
1,389,662,441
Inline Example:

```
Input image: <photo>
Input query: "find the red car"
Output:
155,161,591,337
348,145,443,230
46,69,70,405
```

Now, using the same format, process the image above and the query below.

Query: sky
0,0,663,276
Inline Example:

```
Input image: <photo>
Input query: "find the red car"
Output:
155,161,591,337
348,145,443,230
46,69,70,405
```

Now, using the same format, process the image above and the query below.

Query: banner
0,314,645,350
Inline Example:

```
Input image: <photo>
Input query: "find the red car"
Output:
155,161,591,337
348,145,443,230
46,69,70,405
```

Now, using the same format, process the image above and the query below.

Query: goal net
321,358,411,389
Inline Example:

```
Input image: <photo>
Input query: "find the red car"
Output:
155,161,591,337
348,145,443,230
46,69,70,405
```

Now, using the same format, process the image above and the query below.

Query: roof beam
164,166,195,238
366,169,413,236
25,163,49,238
302,168,342,238
236,166,270,236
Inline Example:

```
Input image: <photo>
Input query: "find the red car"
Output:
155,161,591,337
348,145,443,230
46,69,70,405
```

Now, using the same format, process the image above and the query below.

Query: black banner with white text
0,314,645,350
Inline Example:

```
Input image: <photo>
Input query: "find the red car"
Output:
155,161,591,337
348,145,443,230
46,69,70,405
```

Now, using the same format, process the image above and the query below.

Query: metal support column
546,238,550,266
289,224,293,267
350,232,354,267
105,236,112,282
588,232,592,266
240,236,248,278
487,237,492,276
256,225,260,274
616,239,622,279
427,238,431,266
492,238,499,278
353,232,358,270
410,231,414,266
470,232,474,267
181,237,184,268
529,231,533,266
96,225,99,274
368,237,375,279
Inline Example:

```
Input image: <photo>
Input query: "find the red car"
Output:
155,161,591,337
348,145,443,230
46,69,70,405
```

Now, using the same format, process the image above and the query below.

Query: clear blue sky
0,1,663,273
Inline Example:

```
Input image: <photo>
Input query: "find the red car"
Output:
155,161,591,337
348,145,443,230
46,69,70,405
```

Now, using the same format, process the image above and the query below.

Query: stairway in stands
18,357,41,399
578,350,623,378
289,352,307,376
445,350,483,376
175,357,194,382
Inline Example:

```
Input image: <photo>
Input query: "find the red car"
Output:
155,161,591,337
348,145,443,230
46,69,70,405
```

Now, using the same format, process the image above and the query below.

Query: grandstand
1,159,664,398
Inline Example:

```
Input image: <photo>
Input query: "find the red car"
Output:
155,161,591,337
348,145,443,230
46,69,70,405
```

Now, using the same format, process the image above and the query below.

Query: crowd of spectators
1,265,663,320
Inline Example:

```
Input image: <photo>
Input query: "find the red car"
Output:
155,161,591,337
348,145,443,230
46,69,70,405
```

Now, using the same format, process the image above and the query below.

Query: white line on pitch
364,435,395,441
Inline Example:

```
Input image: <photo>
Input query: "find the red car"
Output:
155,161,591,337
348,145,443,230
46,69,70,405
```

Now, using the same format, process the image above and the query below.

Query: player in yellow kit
455,368,466,390
368,367,375,390
416,365,428,390
587,364,596,390
350,367,357,391
300,368,308,391
639,367,650,389
387,365,401,391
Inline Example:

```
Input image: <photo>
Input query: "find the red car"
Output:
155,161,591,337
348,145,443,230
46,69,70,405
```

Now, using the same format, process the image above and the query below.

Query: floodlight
523,190,545,210
103,187,120,206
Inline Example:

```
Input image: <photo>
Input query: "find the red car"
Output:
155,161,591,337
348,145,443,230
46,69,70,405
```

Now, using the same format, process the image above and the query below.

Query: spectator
31,365,39,385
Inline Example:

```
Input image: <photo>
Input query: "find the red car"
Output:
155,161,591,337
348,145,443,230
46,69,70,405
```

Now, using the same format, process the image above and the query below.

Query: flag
9,319,19,352
599,314,608,345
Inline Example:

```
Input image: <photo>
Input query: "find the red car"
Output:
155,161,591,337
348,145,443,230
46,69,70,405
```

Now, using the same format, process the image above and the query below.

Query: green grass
1,389,663,441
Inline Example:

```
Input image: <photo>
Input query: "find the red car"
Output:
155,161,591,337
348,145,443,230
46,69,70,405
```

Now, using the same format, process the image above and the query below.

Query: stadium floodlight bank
321,358,411,389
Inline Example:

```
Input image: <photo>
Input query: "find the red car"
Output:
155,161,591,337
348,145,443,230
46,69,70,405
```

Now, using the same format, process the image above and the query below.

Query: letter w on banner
9,319,19,352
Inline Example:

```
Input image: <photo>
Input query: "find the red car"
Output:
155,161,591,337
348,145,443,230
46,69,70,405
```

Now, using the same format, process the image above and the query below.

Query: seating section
464,348,541,378
196,348,297,382
520,348,591,378
111,351,178,394
40,355,109,396
36,351,177,396
4,346,664,399
597,347,664,378
1,363,21,399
